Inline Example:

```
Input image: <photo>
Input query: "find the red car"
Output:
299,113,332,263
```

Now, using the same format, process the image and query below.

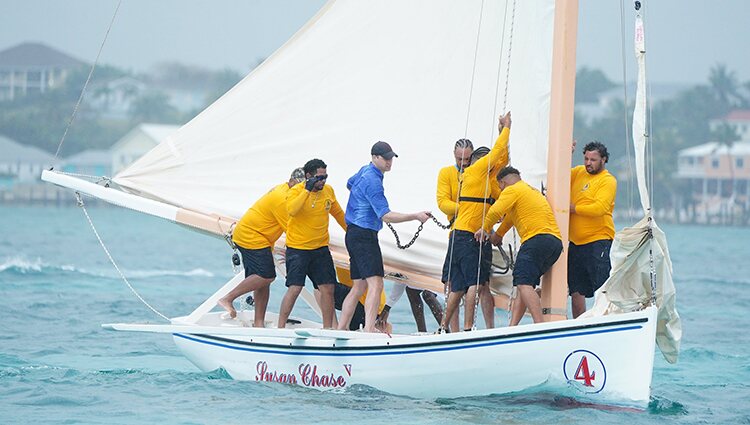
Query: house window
697,157,704,165
712,158,720,169
739,179,748,195
707,179,718,194
737,158,744,168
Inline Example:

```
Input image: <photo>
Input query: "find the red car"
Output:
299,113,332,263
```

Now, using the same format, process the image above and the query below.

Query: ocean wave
0,256,214,279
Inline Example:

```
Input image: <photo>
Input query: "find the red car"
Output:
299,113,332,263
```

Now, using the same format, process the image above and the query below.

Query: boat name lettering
255,361,297,384
299,364,347,388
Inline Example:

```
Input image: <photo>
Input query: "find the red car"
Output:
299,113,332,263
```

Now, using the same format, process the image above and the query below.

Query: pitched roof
0,42,86,69
679,141,750,156
62,149,110,166
724,110,750,122
110,123,181,151
0,134,56,163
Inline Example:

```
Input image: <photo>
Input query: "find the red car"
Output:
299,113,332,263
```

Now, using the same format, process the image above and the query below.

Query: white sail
112,0,556,284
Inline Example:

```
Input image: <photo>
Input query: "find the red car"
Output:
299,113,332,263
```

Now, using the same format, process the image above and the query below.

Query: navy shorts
513,234,563,287
447,230,493,292
568,239,612,297
345,223,385,280
237,246,276,279
285,246,336,289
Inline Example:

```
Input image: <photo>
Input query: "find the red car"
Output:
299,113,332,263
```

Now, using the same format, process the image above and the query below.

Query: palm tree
711,122,741,223
709,64,741,107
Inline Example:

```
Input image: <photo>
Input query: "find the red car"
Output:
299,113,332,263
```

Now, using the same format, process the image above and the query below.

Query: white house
110,123,179,175
709,110,750,140
0,42,86,101
0,135,57,188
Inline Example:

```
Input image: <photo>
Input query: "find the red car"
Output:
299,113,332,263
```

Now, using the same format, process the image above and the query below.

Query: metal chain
386,215,453,250
75,192,170,321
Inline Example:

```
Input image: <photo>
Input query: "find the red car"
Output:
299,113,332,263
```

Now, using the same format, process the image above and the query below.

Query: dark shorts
334,282,365,331
513,234,563,287
345,223,385,280
285,246,336,289
447,230,493,292
237,246,276,279
568,239,612,297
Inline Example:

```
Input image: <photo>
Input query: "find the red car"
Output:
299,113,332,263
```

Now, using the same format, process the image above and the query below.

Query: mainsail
112,0,556,285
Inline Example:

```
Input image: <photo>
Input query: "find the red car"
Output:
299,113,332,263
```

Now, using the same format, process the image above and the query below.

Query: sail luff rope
53,0,123,160
643,3,658,308
75,192,170,321
619,0,636,222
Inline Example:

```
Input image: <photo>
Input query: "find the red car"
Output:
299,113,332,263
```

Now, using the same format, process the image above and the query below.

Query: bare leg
463,285,478,330
317,284,335,329
479,284,494,329
518,285,543,323
440,290,465,332
571,292,586,318
253,284,271,327
421,291,443,325
443,283,461,332
217,275,273,319
405,287,427,332
363,276,384,332
277,285,303,328
337,279,367,330
509,293,527,326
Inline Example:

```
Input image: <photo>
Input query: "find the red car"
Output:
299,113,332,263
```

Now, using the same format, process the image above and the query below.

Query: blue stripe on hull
174,324,643,357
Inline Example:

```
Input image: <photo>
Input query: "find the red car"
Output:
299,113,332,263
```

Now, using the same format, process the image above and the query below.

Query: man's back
486,181,561,243
233,182,290,249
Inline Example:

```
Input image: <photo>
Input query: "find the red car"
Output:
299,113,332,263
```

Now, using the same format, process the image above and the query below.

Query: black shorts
285,246,336,289
568,239,612,297
447,230,493,292
345,223,384,280
513,234,563,287
237,246,276,279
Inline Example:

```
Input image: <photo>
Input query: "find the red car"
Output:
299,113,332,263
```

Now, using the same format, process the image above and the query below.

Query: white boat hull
170,307,657,405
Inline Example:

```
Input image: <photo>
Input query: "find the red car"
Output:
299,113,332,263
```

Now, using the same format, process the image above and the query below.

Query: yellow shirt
483,181,561,243
453,128,510,233
285,182,347,250
436,165,461,223
570,165,616,245
232,182,290,250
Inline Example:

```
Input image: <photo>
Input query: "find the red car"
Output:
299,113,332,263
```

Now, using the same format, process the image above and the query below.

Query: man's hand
304,177,317,192
376,306,390,330
489,232,502,246
572,139,577,154
474,228,489,242
413,211,431,223
570,203,576,214
498,111,512,132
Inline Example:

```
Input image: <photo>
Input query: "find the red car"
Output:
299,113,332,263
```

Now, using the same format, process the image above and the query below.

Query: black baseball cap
371,141,398,159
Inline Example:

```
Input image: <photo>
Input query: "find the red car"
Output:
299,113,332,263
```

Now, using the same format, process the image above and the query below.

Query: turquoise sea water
1,205,749,424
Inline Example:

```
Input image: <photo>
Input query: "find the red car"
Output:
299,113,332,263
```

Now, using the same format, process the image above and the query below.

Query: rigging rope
619,0,636,222
75,192,170,322
53,0,123,160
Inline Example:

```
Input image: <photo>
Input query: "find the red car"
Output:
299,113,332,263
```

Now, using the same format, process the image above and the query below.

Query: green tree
575,67,616,103
129,92,180,124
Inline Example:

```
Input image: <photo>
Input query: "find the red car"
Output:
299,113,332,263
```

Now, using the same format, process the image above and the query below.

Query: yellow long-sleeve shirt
436,165,461,223
232,182,290,250
569,165,616,245
453,127,510,233
285,182,347,250
483,181,561,244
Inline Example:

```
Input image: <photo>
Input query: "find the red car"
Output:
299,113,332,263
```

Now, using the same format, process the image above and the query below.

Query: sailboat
42,0,680,406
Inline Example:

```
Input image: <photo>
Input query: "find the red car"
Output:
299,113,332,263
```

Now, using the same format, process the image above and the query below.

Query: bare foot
253,321,265,328
217,297,237,319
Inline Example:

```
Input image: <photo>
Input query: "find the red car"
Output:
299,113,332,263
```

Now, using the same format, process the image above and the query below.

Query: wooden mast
541,0,578,321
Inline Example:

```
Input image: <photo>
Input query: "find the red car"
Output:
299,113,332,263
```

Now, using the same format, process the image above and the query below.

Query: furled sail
582,13,681,363
113,0,556,285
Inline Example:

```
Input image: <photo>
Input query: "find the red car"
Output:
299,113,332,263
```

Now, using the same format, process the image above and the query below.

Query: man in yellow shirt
569,141,617,318
217,167,305,325
278,159,347,329
439,112,510,332
476,166,563,325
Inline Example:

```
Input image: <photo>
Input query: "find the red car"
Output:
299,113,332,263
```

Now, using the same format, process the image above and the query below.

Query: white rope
75,192,170,321
54,0,123,160
619,0,636,221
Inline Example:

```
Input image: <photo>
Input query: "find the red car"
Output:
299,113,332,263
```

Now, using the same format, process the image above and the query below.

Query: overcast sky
1,0,748,85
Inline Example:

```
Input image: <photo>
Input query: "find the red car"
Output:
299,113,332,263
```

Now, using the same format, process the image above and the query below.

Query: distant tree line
0,62,243,156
